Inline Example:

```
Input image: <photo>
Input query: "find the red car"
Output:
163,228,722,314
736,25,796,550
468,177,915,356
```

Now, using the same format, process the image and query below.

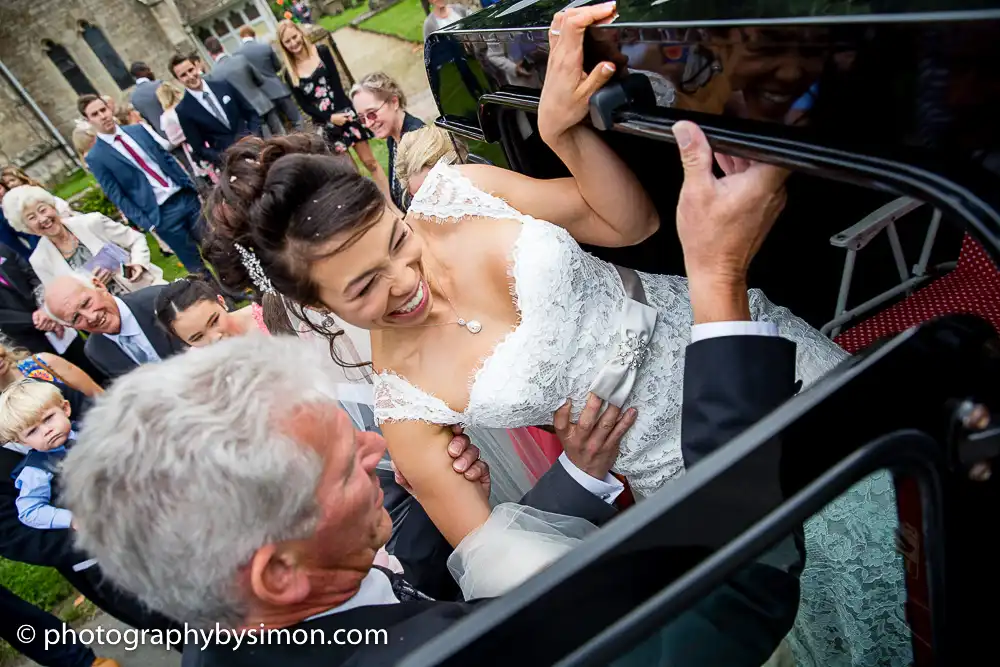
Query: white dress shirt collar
241,37,254,43
104,297,160,364
304,568,400,622
135,76,151,84
95,124,126,144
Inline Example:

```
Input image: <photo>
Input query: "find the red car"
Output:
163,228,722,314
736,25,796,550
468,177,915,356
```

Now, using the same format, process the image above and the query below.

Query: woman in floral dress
276,20,391,200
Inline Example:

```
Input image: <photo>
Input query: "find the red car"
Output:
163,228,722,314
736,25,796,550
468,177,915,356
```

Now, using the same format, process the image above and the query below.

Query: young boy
0,379,77,530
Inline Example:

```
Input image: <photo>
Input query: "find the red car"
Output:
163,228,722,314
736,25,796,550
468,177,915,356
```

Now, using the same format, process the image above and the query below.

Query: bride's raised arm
458,2,659,248
381,419,493,547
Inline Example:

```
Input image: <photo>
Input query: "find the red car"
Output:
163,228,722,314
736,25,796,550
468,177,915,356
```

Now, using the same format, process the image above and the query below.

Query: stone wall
0,0,190,167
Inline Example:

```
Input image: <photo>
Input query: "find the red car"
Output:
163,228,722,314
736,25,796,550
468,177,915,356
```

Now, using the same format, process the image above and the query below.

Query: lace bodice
374,163,849,498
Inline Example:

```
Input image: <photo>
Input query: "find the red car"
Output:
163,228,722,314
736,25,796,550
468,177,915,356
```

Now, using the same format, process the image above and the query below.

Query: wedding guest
350,71,425,211
275,20,389,200
236,25,304,131
1,184,165,294
153,275,264,346
128,61,165,137
0,183,37,261
61,334,631,667
80,94,207,275
395,125,468,196
0,338,103,397
44,275,182,379
0,245,107,386
157,81,218,189
0,167,73,218
204,36,283,137
69,121,176,257
169,53,262,168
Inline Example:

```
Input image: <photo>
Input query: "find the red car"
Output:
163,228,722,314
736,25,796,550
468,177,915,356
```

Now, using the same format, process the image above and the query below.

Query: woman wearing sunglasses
351,72,426,212
275,20,391,203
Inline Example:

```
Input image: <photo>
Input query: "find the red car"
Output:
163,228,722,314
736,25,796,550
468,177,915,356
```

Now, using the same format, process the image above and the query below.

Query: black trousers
0,583,95,667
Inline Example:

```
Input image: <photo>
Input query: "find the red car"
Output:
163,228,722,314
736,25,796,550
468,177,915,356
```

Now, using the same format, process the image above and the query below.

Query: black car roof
443,0,1000,32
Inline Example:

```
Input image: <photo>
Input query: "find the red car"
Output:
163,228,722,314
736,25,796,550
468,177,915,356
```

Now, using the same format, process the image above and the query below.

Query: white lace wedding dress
374,163,910,666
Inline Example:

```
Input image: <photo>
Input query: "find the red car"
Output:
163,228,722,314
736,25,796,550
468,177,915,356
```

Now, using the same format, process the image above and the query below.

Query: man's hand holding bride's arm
381,420,493,547
393,424,491,498
555,393,636,481
672,121,789,324
459,2,659,248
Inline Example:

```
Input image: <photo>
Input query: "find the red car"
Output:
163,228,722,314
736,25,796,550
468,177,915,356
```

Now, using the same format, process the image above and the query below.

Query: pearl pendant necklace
457,318,483,334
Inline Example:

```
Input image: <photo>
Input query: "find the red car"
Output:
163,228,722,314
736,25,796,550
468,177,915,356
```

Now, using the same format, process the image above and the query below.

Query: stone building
0,0,283,185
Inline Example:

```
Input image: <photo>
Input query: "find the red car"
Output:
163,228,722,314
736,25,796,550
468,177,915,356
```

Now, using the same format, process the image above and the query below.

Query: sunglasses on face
360,100,388,124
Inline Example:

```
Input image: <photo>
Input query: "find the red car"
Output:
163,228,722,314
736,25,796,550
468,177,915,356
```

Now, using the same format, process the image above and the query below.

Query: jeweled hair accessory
233,242,276,295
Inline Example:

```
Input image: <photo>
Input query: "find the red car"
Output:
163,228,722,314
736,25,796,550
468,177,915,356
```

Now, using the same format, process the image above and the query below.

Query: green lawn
51,169,96,200
358,0,425,43
318,2,370,32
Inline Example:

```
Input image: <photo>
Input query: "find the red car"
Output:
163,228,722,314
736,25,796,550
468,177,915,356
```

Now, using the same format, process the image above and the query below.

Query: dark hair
77,94,102,117
168,53,192,77
129,61,152,78
153,277,222,338
203,133,384,366
203,37,224,56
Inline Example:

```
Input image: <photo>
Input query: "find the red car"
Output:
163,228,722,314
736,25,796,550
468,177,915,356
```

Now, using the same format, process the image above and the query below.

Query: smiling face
169,296,246,347
351,89,399,140
172,59,204,91
46,279,122,335
306,207,435,331
1,173,24,189
21,201,64,238
18,401,73,452
727,27,827,123
280,24,307,57
83,99,116,135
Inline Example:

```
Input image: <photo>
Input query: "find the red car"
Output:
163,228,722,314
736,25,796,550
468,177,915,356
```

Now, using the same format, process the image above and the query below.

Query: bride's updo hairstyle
203,134,384,362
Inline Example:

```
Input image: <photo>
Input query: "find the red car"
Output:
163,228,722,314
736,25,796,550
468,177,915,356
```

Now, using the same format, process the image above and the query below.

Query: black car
412,1,1000,665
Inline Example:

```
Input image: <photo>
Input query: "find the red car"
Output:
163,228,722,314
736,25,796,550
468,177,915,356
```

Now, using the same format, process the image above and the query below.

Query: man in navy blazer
169,53,262,168
80,94,207,276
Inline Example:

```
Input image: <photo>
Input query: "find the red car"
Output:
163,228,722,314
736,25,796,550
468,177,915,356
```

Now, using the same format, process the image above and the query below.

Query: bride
205,4,908,664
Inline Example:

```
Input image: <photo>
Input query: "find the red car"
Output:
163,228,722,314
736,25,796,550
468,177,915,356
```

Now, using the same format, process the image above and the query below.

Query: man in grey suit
203,36,284,137
237,25,304,131
128,62,165,137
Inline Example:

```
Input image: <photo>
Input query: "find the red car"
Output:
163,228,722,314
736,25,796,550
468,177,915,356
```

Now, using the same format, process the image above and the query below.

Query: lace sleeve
408,162,529,223
373,371,464,426
748,289,851,386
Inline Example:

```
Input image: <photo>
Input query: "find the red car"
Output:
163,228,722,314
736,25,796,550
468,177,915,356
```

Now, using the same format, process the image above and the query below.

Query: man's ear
248,543,311,607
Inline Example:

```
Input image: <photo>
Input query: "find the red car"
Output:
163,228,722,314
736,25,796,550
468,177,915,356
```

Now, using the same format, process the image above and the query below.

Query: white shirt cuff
557,452,623,504
690,321,778,343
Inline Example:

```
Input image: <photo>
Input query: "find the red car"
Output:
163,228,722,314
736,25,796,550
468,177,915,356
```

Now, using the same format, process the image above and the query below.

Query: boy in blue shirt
0,379,77,530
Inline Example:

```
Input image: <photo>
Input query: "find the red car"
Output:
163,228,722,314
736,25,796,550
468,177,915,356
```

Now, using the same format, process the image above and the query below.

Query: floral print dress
290,44,373,154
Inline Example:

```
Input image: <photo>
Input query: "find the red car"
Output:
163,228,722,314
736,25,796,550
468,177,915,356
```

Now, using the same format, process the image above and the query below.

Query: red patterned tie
114,135,169,188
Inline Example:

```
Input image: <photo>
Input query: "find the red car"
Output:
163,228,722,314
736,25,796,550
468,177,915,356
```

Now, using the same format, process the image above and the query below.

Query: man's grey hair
1,185,55,234
61,334,347,626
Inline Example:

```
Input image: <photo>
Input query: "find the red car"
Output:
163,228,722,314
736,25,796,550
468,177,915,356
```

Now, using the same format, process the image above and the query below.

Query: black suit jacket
662,333,802,666
192,462,616,667
84,285,185,379
0,244,50,353
176,80,262,167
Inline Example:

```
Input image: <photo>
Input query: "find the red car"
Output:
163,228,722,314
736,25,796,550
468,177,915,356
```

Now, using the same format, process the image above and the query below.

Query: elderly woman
0,185,164,294
0,167,73,218
349,72,425,212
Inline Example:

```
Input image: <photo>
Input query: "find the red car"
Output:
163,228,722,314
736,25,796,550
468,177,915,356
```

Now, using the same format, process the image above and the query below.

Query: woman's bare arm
458,4,658,248
458,127,658,248
381,419,491,547
37,354,103,396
